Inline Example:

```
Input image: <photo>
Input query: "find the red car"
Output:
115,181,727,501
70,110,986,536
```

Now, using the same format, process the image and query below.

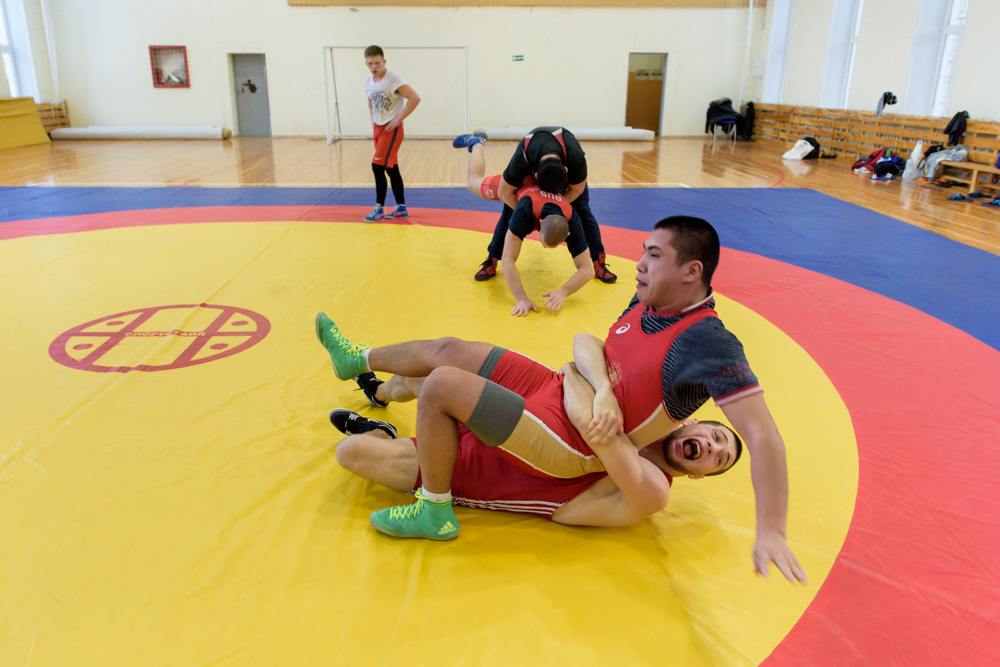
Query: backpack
874,155,905,176
852,147,891,172
803,136,821,159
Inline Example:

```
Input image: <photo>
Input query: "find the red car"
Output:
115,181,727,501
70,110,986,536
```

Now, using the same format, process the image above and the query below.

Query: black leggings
372,164,405,206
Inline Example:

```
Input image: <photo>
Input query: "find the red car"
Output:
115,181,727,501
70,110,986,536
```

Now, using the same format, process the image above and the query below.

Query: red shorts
410,350,606,518
485,350,601,480
372,123,404,168
412,429,606,519
480,174,502,201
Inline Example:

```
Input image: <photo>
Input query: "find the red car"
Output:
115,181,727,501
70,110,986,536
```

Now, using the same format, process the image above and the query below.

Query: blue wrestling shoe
388,204,408,218
315,312,370,380
364,204,385,221
370,489,460,540
452,132,487,152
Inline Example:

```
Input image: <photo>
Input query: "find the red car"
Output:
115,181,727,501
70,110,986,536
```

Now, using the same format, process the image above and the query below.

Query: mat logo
49,304,270,373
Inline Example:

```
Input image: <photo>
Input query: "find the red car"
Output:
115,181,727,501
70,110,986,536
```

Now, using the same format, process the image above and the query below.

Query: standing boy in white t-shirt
363,45,421,221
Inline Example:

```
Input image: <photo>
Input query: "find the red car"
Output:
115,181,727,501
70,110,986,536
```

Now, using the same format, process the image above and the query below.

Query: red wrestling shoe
475,257,498,281
593,253,617,283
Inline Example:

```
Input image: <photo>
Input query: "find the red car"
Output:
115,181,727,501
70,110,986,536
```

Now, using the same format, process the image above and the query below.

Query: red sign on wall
149,45,190,88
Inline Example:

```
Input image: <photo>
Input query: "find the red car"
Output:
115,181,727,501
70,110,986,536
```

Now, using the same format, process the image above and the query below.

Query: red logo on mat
49,304,270,373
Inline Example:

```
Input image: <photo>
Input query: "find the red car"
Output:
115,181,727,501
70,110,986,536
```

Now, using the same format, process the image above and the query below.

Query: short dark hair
537,159,568,195
653,216,720,287
364,45,384,59
700,420,743,476
539,214,569,247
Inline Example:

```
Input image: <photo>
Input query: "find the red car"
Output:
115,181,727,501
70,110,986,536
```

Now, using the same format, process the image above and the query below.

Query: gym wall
17,0,1000,136
26,0,754,136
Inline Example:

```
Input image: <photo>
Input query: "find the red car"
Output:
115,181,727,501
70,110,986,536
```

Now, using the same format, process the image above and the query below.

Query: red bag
852,148,890,171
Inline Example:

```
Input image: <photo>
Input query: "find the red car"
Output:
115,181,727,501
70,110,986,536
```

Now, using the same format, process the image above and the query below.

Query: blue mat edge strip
1,186,996,350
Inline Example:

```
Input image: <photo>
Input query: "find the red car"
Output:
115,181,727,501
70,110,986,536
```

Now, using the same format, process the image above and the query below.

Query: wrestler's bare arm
384,85,420,131
720,394,808,584
542,249,594,312
498,178,518,210
501,230,538,317
558,363,670,525
572,333,624,444
564,180,586,204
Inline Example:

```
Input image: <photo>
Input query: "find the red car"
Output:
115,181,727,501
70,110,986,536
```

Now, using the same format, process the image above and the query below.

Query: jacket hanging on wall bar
943,111,969,146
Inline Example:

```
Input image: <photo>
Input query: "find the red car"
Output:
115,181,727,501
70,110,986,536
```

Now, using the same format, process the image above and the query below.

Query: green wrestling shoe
315,312,369,380
369,489,460,540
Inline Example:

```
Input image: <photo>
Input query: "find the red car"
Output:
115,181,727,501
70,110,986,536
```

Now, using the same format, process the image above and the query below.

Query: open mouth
682,439,701,460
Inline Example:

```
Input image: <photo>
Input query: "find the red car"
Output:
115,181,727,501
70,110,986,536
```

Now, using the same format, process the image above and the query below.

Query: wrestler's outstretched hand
511,299,539,317
542,289,566,311
586,385,624,446
753,530,808,584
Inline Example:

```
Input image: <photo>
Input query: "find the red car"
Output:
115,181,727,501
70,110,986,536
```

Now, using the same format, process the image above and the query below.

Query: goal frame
322,45,469,143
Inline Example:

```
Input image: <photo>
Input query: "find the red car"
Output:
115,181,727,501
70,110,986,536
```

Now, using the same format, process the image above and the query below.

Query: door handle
240,79,257,94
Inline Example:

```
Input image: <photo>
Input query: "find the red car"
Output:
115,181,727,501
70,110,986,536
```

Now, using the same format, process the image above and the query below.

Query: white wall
780,0,998,121
847,0,917,111
21,0,50,98
0,56,9,97
24,0,998,135
949,0,1000,122
783,0,834,106
33,0,755,137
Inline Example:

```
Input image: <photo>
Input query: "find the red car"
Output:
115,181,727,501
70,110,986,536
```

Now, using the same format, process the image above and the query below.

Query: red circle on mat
48,303,270,373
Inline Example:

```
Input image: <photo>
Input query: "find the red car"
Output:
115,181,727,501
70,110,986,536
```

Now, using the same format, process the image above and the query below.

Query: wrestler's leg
317,311,495,379
370,366,492,539
316,314,509,409
335,432,418,494
367,336,493,378
412,366,490,493
368,338,524,405
374,374,424,403
466,142,487,195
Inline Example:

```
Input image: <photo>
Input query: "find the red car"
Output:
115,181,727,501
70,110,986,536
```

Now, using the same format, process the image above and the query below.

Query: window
930,0,968,117
0,0,18,96
841,0,864,108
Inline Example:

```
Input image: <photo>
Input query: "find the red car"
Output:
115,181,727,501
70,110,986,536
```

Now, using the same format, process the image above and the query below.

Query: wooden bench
936,160,1000,195
755,104,1000,194
36,101,70,133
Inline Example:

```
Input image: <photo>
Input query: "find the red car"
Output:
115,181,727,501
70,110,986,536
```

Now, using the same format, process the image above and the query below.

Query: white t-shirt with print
365,70,407,127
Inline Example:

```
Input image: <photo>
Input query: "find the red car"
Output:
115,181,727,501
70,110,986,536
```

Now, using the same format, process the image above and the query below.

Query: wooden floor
2,136,997,255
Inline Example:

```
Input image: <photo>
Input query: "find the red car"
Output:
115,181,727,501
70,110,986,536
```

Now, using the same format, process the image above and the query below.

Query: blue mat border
1,186,996,350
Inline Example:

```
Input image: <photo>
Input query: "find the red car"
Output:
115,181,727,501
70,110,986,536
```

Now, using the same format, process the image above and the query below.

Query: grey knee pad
464,380,524,447
477,346,507,380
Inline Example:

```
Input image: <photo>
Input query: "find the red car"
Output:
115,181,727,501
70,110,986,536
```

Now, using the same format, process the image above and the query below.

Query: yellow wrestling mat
0,221,855,665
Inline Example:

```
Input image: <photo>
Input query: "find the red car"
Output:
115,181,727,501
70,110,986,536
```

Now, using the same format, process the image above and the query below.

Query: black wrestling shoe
355,371,388,407
593,253,617,283
329,409,397,439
